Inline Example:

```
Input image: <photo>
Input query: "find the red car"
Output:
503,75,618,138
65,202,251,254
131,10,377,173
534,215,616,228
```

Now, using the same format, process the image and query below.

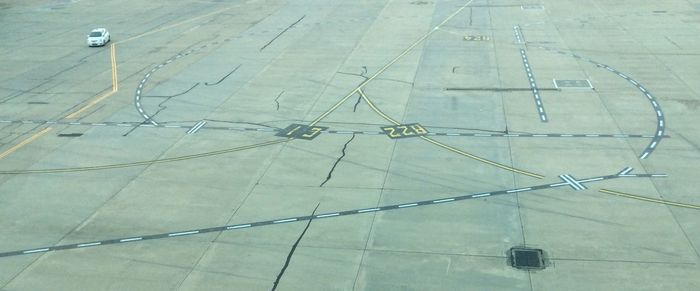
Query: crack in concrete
319,133,355,187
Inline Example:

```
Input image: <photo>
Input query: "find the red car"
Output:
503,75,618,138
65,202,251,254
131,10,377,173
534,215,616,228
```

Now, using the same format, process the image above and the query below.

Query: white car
87,28,110,47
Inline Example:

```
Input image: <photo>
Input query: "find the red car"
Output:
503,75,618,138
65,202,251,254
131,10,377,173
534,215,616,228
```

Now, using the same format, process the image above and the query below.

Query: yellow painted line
308,0,475,127
111,42,118,91
358,89,544,179
0,127,53,160
116,6,236,45
65,43,118,119
599,189,700,210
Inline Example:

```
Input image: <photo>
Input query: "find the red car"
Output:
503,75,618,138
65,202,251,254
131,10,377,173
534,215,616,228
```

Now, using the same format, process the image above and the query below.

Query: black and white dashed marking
513,25,524,44
538,46,665,159
519,49,547,122
0,119,661,139
0,168,665,258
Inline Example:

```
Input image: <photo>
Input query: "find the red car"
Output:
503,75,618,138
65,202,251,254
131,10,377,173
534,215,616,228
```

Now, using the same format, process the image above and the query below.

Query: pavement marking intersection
357,89,545,179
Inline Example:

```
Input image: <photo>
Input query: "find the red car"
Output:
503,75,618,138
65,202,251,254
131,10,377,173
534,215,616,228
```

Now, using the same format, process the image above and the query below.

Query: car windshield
89,31,103,37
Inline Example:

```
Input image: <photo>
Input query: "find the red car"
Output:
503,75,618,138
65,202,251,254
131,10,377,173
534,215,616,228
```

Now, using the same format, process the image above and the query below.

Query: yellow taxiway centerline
599,189,700,210
308,0,475,127
357,89,544,179
0,127,53,160
65,43,118,119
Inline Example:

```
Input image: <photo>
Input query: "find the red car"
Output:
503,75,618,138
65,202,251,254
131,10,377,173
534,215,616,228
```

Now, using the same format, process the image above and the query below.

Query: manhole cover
553,79,593,89
509,247,545,270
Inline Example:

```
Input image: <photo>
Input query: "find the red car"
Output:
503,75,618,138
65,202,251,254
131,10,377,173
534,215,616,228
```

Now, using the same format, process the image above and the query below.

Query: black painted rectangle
276,123,327,140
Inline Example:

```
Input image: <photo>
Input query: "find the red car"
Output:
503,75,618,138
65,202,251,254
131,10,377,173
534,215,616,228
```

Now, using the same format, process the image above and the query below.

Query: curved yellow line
358,89,543,179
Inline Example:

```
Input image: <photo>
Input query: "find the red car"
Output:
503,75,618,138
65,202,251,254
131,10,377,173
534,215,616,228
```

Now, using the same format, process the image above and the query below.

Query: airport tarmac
0,0,699,290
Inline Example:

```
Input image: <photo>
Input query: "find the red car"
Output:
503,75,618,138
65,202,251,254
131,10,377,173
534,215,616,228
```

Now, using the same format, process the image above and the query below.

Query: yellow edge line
358,89,544,179
65,43,118,119
599,189,700,210
0,127,53,160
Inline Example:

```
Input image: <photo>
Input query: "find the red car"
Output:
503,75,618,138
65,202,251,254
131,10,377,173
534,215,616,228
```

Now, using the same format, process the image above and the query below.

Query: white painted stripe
659,120,664,127
273,218,297,224
472,193,491,198
358,208,380,213
561,134,573,137
433,198,455,203
120,237,142,242
640,87,647,92
316,213,340,218
165,125,181,128
446,133,460,136
69,122,81,125
168,231,199,237
117,124,131,127
656,110,662,117
335,131,353,134
23,248,50,254
564,175,586,190
585,134,600,137
651,174,668,177
507,188,532,193
533,134,547,137
650,141,657,148
640,152,650,159
475,134,492,137
187,121,207,134
504,134,520,137
227,224,251,229
613,134,629,137
93,123,106,126
77,242,101,248
619,167,633,175
578,177,604,183
398,203,418,208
